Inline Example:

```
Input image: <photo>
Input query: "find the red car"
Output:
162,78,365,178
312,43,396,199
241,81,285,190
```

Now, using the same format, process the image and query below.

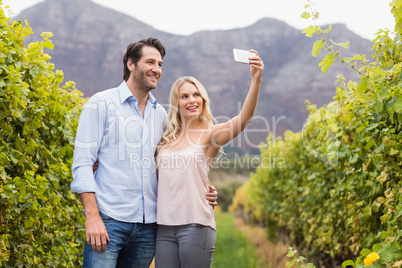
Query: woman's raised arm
205,50,264,157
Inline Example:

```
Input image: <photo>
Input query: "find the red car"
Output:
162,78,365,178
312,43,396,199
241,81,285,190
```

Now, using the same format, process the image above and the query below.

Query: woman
155,50,264,268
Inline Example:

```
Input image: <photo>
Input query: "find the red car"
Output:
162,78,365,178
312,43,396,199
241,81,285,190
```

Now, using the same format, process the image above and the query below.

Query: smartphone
233,48,256,64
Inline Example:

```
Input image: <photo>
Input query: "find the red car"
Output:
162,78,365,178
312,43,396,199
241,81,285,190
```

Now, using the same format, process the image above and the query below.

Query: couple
71,37,264,268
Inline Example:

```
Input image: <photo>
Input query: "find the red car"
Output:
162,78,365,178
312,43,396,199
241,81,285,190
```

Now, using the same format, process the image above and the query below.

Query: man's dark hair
123,37,166,81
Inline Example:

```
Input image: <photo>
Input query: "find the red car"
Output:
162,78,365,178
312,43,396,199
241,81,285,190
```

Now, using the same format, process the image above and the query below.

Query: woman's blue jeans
83,212,157,268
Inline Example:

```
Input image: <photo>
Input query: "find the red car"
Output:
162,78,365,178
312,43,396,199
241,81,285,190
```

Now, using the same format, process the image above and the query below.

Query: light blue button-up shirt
71,81,167,223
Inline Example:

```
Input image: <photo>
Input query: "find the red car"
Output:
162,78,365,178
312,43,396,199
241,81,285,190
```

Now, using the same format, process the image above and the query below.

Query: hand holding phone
233,48,256,64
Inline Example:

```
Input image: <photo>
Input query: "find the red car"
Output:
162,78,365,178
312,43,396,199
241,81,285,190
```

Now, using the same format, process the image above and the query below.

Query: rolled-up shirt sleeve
71,96,106,193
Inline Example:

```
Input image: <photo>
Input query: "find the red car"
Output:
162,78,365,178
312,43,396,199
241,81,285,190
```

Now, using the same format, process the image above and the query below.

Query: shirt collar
148,92,158,108
118,81,158,109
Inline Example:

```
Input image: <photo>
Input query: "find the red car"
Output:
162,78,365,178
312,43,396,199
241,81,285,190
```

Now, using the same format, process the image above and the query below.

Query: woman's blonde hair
158,76,214,150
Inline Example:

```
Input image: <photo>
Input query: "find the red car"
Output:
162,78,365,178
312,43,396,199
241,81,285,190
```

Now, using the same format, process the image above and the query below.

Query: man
71,38,217,267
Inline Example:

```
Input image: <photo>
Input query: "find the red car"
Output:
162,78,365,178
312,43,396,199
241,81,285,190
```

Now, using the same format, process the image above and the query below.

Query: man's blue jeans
83,212,157,268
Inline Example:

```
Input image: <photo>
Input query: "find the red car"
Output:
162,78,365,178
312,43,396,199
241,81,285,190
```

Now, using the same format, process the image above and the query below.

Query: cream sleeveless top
156,130,216,230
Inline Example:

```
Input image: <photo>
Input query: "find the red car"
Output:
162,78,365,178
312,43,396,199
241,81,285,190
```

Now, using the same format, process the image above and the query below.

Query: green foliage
215,180,243,212
233,0,402,266
0,3,86,267
286,247,315,268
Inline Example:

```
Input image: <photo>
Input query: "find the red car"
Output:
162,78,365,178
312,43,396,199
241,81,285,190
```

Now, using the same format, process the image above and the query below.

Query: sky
1,0,395,40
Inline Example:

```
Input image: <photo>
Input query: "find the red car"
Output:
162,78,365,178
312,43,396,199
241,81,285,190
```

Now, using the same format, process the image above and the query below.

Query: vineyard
232,1,402,267
1,0,402,267
0,2,86,266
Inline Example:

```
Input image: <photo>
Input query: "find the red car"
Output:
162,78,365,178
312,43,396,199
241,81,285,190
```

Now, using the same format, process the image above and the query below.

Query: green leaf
286,247,297,257
389,148,398,155
12,110,19,118
41,31,54,39
360,248,372,256
394,96,402,113
352,54,366,61
366,123,379,131
341,260,355,267
376,87,388,101
372,244,383,253
321,25,332,34
302,25,317,38
374,99,383,112
329,39,350,48
0,234,10,264
286,260,297,267
301,11,311,19
378,242,402,262
356,75,368,99
312,40,324,57
319,53,334,74
41,41,54,50
349,153,359,164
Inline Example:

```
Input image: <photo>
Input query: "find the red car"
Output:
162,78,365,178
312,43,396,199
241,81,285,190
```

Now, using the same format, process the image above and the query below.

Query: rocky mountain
15,0,372,153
